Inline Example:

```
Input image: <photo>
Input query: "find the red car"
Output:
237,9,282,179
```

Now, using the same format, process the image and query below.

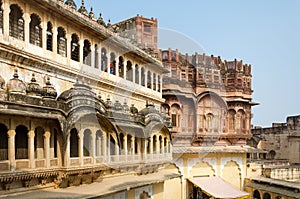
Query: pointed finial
31,73,36,82
13,68,19,78
82,0,84,5
107,19,111,27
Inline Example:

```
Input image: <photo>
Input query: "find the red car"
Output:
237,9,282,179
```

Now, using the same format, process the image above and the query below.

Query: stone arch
141,67,145,86
190,161,215,178
57,26,67,57
0,123,8,160
147,70,151,89
126,60,133,81
9,4,24,40
227,109,236,132
83,129,92,157
101,47,107,71
135,64,139,84
170,103,182,128
253,190,261,199
263,192,271,199
95,130,103,156
118,56,124,77
110,52,116,75
29,13,42,47
165,163,181,174
15,125,28,159
71,33,80,61
222,160,241,189
70,128,79,157
269,150,276,160
83,39,91,65
46,21,53,51
34,126,45,159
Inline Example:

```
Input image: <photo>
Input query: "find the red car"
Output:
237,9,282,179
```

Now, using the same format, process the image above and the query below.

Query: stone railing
264,166,300,182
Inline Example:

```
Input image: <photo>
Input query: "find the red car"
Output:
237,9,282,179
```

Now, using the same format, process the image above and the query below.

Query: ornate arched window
83,129,91,157
0,2,3,34
29,14,42,47
228,110,236,131
0,123,8,160
118,56,124,77
15,125,28,159
46,22,53,51
71,33,79,61
135,64,139,84
95,130,103,156
101,47,107,71
94,44,99,68
70,128,78,157
83,39,91,65
153,73,156,90
126,61,133,81
141,67,145,86
57,27,67,57
9,4,24,40
110,53,116,75
147,71,151,89
34,127,44,159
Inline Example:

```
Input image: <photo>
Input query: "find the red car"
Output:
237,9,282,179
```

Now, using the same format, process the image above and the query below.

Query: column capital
7,130,16,138
28,130,35,138
44,131,51,139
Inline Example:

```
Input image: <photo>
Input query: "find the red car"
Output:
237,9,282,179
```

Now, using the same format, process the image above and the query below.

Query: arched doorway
34,127,44,159
0,123,8,160
222,160,241,189
15,125,28,159
263,192,271,199
253,190,261,199
70,128,79,157
83,129,92,157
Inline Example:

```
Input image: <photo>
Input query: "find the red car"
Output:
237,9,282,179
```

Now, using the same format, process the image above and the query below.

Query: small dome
78,5,88,16
42,77,57,99
123,101,130,113
88,7,96,21
7,69,26,95
57,81,95,101
138,101,158,116
65,0,77,10
97,13,106,27
105,96,113,109
27,73,42,97
113,100,123,111
130,104,138,115
0,75,5,89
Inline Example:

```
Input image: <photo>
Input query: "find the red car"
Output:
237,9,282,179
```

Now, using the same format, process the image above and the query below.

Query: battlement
160,48,252,75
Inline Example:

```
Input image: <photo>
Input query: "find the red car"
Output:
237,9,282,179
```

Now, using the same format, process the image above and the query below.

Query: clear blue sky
75,0,300,127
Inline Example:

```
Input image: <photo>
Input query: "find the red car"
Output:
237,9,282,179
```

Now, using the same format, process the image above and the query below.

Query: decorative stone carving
65,0,77,10
7,69,26,95
42,77,57,99
27,73,42,97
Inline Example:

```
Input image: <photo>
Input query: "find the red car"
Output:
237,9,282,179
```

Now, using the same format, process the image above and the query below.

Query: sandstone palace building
0,0,258,199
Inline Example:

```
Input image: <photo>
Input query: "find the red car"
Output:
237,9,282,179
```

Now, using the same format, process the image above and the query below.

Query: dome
65,0,77,10
42,77,57,99
113,100,123,111
57,81,95,101
0,75,5,89
7,69,26,95
138,102,158,116
26,73,42,97
130,104,138,115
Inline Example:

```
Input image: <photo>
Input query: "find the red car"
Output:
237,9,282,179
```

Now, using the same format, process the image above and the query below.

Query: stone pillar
133,64,136,83
42,20,47,51
155,74,158,91
91,131,95,165
44,130,51,168
66,33,71,60
24,12,30,44
116,58,119,77
102,132,107,159
145,69,148,88
107,51,111,74
150,72,153,90
115,139,119,162
107,133,110,162
137,138,141,155
78,131,84,166
143,139,148,161
79,39,84,64
64,134,70,167
131,136,135,156
149,137,153,159
124,61,127,80
124,135,128,158
90,44,95,67
155,136,159,154
160,75,163,93
28,130,35,169
52,26,58,54
161,138,165,155
3,2,10,39
138,67,141,85
7,130,16,171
